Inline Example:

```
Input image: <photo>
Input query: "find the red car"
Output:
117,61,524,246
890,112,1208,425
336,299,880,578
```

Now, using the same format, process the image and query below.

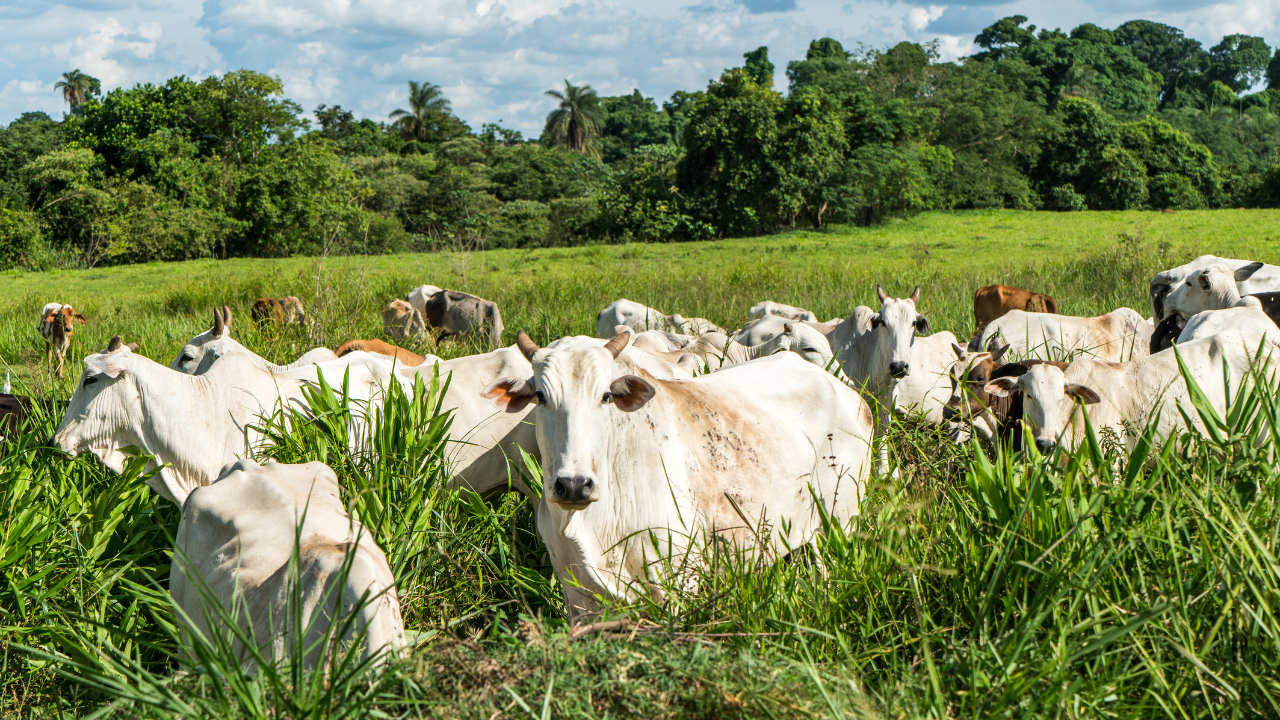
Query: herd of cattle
5,254,1280,670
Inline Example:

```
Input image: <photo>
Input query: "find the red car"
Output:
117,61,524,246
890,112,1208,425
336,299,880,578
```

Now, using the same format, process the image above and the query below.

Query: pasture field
0,208,1278,717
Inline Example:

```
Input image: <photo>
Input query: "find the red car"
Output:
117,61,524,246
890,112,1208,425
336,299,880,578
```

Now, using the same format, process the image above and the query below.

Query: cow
678,322,836,372
171,307,337,375
382,299,427,342
736,315,839,347
973,285,1058,334
891,329,963,423
172,459,403,670
665,314,726,337
38,303,87,377
336,339,430,367
969,308,1151,363
1,394,32,437
252,298,284,325
424,290,504,348
481,332,873,620
1150,255,1280,321
596,299,667,338
57,336,402,507
1160,263,1266,324
748,301,818,323
279,296,308,326
943,343,1068,447
985,331,1280,454
407,285,443,317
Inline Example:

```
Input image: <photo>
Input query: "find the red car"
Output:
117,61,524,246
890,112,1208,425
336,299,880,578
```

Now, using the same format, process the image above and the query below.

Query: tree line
4,16,1280,269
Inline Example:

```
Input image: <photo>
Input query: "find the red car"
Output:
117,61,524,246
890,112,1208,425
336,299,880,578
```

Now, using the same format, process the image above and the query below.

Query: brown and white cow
973,285,1058,334
970,308,1151,363
336,339,430,367
38,302,87,377
943,343,1068,446
382,299,427,341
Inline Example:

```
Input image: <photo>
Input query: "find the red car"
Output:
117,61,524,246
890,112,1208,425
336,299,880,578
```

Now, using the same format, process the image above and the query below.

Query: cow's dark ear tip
610,375,655,412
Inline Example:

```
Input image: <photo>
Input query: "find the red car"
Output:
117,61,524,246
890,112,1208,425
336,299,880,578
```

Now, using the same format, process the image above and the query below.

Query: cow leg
55,350,65,378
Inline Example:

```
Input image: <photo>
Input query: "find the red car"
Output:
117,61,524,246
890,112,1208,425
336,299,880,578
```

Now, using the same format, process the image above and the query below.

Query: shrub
488,200,551,249
1048,184,1087,211
1147,173,1205,209
546,197,602,246
0,206,42,268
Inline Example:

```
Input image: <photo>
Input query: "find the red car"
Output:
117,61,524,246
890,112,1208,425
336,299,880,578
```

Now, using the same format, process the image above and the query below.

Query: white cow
171,306,337,374
748,301,818,323
1178,307,1280,345
970,308,1152,363
1150,255,1280,320
697,323,836,372
481,333,873,620
891,330,962,424
596,299,667,338
407,284,443,317
985,330,1280,453
1160,263,1266,324
55,339,400,507
736,315,837,346
172,459,404,670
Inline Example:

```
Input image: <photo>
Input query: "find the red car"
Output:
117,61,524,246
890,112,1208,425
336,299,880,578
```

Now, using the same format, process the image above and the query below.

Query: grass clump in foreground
0,210,1278,717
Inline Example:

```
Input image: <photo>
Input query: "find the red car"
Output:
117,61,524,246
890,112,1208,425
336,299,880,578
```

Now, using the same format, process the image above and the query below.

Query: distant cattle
172,459,404,670
38,302,87,377
482,333,872,620
252,298,283,324
973,285,1057,334
1150,255,1280,321
595,299,724,339
407,285,443,317
279,296,307,325
424,290,504,348
171,307,336,375
970,308,1151,363
336,339,430,367
748,301,818,323
1,394,33,437
382,299,427,341
986,330,1280,454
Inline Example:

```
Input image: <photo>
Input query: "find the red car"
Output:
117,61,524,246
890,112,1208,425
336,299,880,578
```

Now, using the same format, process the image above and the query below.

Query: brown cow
252,298,285,325
279,296,308,326
944,343,1067,448
38,303,87,377
973,285,1058,335
1,394,33,437
382,300,426,341
335,339,429,367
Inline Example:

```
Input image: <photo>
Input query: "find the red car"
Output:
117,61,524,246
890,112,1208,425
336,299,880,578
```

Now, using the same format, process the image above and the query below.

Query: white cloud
3,0,1280,133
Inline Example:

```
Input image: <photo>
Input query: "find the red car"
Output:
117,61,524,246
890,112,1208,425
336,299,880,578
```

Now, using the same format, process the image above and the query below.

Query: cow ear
1236,261,1265,281
950,342,966,359
984,377,1019,397
915,315,931,334
85,353,127,379
869,313,883,330
73,312,87,325
989,343,1010,363
1198,273,1211,291
1066,383,1101,405
610,375,655,412
481,377,536,413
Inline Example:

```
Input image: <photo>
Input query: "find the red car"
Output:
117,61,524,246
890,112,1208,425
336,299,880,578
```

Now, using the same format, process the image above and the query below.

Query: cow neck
723,334,787,364
128,355,229,506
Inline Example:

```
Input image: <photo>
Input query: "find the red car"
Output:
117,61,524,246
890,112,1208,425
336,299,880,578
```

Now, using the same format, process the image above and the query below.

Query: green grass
1,208,1279,717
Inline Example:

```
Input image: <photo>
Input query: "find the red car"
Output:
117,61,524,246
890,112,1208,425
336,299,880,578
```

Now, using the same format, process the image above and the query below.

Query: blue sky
1,0,1277,134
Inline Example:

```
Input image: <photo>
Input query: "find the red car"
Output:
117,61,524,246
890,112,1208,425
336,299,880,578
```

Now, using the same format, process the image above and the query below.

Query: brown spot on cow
973,285,1058,335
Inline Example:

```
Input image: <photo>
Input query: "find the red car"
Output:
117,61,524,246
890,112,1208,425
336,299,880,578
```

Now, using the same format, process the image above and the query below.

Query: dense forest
4,16,1280,269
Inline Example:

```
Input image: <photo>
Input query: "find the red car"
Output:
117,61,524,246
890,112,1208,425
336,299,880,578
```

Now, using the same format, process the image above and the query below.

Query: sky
2,0,1279,135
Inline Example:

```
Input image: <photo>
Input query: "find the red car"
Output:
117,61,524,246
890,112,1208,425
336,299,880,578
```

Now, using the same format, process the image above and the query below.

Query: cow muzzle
888,361,910,378
551,475,597,508
1034,439,1057,454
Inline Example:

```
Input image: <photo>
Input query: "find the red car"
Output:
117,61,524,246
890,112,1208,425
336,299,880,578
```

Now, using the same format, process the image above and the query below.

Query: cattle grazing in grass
382,299,427,341
172,459,403,670
251,296,307,326
423,289,504,348
38,303,87,377
406,285,443,317
596,299,667,338
973,285,1058,334
970,308,1152,363
985,331,1280,454
749,301,818,323
336,339,430,367
1149,255,1280,321
482,332,873,620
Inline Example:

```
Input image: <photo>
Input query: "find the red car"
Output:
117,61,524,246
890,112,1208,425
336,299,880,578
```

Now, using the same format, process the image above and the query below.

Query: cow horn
909,286,921,304
876,284,888,303
106,335,123,352
603,332,629,359
212,307,224,335
516,331,540,361
222,305,234,330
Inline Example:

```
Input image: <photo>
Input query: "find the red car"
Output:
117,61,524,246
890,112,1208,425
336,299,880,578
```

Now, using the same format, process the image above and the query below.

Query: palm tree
54,70,100,114
389,81,454,142
543,80,604,158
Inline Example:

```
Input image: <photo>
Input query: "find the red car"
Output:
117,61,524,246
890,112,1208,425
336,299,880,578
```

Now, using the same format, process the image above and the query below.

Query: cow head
782,322,835,368
868,285,930,379
1161,262,1262,323
171,306,233,374
985,364,1099,454
483,332,654,510
943,342,1009,431
55,337,142,471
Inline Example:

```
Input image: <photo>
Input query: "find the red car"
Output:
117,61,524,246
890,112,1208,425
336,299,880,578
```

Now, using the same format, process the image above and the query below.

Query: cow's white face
1163,264,1235,322
55,349,141,472
784,323,835,368
869,292,930,379
482,337,654,510
172,307,232,374
986,364,1099,453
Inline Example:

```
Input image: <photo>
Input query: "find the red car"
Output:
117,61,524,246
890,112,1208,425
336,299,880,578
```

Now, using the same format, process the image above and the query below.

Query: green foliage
742,46,775,88
489,200,551,248
0,206,42,267
546,197,603,246
597,144,712,242
599,90,672,163
388,80,469,145
543,81,605,158
488,144,609,203
0,112,64,204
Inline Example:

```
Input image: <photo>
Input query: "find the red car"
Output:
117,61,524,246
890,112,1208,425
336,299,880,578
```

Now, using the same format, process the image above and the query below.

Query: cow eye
534,390,546,405
181,353,193,363
602,391,612,404
83,376,97,386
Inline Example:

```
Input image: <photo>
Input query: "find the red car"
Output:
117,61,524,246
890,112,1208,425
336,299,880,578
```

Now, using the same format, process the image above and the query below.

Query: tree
54,70,101,115
543,81,605,159
600,90,672,163
314,104,356,139
1206,35,1271,93
973,16,1038,62
743,47,775,87
1113,20,1207,107
389,81,466,144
